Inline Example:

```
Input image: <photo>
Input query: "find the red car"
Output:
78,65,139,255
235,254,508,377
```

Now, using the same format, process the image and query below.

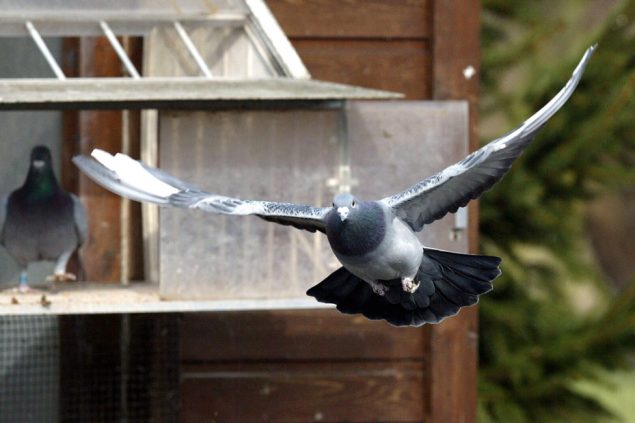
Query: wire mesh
0,315,60,423
0,313,180,423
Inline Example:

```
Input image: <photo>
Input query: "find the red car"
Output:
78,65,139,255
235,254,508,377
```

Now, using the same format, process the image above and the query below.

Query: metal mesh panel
0,313,180,423
0,315,59,423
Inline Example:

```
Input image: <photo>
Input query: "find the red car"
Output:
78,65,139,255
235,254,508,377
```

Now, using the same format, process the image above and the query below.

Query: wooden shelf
0,77,402,110
0,282,331,315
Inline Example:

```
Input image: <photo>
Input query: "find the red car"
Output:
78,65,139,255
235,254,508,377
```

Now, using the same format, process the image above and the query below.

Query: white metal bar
0,12,247,37
140,110,160,285
99,20,141,79
243,23,278,76
25,21,65,80
173,21,213,78
245,0,310,79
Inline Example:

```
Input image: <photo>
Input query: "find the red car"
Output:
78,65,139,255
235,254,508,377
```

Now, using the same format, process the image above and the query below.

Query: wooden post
63,37,143,282
77,38,124,282
426,0,482,421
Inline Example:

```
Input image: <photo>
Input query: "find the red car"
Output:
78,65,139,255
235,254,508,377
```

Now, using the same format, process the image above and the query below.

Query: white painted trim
245,0,310,79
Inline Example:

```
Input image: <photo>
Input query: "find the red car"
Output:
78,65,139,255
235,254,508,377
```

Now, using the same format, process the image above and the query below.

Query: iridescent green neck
23,167,59,200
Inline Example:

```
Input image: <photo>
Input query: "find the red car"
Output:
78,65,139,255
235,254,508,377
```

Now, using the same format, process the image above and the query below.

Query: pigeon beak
337,206,349,222
32,160,45,169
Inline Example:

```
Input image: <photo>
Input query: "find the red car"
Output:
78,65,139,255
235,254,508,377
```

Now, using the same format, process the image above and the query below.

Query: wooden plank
181,361,425,423
425,307,479,422
426,1,482,422
0,283,334,315
76,37,124,282
0,77,400,110
122,37,145,282
432,0,481,157
181,310,426,362
266,0,432,39
294,39,432,99
67,37,145,282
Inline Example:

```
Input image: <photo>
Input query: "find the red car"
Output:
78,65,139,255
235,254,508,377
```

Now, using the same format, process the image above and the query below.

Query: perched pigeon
73,46,595,326
1,145,88,292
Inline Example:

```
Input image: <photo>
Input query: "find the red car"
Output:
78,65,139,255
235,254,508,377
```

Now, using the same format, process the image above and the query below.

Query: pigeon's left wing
73,151,330,234
381,45,596,232
70,194,88,246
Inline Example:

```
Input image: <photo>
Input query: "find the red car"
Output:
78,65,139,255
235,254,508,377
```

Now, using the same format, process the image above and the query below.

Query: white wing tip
573,44,597,77
90,148,180,198
233,202,264,215
91,148,117,170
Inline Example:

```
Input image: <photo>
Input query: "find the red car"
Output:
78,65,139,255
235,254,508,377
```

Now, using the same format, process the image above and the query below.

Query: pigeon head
326,193,386,256
332,192,360,222
30,145,53,170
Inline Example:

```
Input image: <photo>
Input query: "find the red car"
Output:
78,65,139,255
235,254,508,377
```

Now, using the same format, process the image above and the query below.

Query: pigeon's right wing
73,151,330,234
170,191,330,233
73,153,175,205
381,45,596,232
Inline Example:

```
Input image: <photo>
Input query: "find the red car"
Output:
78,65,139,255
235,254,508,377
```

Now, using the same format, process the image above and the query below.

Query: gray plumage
1,145,87,291
73,46,595,326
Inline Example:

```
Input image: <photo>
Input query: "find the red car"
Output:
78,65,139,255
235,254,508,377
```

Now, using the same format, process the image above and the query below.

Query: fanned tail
307,248,501,327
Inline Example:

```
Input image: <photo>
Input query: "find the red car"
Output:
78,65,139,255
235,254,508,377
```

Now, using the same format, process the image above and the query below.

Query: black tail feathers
306,248,501,327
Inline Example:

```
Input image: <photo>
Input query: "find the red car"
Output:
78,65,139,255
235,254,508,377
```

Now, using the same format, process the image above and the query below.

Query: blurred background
478,0,635,421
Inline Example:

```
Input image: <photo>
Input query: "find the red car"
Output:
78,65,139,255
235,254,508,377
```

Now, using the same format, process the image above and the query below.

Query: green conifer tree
478,1,635,421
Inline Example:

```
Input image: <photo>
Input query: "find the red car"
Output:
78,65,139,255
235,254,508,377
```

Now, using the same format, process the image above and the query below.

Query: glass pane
159,109,342,300
146,24,276,78
156,101,470,302
347,100,470,252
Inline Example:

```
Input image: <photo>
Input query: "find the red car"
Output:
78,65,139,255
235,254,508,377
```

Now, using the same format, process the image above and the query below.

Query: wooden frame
0,1,483,421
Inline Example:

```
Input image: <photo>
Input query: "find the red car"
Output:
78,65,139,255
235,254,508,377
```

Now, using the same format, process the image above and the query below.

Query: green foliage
478,0,635,421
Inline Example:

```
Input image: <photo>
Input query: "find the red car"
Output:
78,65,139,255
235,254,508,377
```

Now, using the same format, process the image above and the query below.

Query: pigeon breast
3,189,78,264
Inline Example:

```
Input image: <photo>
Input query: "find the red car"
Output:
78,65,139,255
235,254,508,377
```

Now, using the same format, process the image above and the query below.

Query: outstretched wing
382,45,596,232
169,190,329,233
73,151,330,233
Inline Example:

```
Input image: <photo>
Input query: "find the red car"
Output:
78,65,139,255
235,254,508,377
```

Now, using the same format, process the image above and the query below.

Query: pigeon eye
332,202,335,207
352,201,357,208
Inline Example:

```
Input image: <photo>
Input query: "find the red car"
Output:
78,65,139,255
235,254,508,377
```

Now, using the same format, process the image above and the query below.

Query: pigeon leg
369,281,388,296
401,277,420,294
18,269,32,293
46,250,77,283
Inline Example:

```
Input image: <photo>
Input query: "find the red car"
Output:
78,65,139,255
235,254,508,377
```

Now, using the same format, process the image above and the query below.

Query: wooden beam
427,0,481,422
0,78,400,110
62,37,145,282
76,37,124,282
266,0,432,39
181,311,426,362
293,39,432,99
181,361,426,423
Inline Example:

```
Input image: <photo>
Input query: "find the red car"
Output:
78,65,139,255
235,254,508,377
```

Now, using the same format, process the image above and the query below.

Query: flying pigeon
1,145,88,292
73,45,595,326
